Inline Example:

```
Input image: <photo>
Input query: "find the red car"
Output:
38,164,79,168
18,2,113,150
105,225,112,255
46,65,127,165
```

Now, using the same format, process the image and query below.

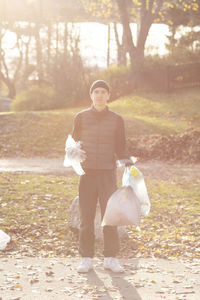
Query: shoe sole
77,267,93,273
104,266,124,273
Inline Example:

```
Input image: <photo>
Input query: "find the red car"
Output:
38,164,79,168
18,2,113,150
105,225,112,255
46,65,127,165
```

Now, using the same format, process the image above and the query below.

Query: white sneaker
104,257,124,273
77,257,93,273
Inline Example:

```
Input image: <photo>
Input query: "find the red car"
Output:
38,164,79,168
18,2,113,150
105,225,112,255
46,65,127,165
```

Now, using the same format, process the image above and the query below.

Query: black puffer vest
80,106,119,170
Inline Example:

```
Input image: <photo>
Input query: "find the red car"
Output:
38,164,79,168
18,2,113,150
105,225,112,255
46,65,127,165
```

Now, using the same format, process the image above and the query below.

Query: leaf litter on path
0,256,199,298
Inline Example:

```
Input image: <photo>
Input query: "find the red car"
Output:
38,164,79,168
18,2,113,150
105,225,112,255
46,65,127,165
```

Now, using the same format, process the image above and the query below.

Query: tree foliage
0,0,91,106
164,1,200,61
0,0,199,102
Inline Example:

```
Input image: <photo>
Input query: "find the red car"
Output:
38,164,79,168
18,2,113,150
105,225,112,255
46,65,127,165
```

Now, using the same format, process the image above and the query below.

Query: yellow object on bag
122,166,150,216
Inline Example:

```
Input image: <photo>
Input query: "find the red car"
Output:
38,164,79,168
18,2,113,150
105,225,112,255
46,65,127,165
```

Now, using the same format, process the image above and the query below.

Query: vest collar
91,105,109,117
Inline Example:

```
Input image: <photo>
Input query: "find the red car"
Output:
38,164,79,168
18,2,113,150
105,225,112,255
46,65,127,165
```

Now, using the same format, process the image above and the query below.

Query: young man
72,80,130,273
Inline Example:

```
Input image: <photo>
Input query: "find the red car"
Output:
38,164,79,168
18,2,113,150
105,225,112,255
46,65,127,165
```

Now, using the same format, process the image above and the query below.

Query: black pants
78,169,119,258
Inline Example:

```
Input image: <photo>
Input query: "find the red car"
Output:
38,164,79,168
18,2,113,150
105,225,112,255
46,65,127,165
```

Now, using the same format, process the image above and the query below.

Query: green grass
123,176,200,260
1,172,199,259
0,87,199,157
110,87,200,136
0,173,79,256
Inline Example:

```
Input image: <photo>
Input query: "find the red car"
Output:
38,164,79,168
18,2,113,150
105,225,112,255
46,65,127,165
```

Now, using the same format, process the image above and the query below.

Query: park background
0,0,199,161
0,1,200,296
0,1,200,298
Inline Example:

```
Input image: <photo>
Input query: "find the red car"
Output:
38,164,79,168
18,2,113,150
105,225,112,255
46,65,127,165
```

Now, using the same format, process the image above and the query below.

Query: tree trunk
0,71,16,98
47,20,52,75
35,0,44,85
0,23,16,98
63,21,68,55
116,0,163,72
114,22,127,66
116,0,164,88
121,27,127,66
25,39,30,68
0,23,2,84
116,0,135,67
35,21,43,84
55,21,59,64
107,23,111,68
135,1,154,66
0,21,4,79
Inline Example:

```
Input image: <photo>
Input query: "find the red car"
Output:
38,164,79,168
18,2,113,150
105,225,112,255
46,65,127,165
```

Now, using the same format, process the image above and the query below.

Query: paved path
0,158,200,180
0,158,71,175
0,257,200,299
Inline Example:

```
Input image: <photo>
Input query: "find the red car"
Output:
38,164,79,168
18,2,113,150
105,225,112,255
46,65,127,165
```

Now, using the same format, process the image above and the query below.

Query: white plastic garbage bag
122,166,150,216
102,186,141,227
63,134,86,175
0,230,10,250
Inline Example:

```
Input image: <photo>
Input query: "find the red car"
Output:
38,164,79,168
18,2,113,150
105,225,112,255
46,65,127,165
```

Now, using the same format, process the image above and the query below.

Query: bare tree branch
13,36,23,82
154,0,164,17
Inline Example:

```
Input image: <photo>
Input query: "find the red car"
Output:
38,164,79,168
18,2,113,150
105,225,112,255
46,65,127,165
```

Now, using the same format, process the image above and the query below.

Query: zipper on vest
96,122,100,169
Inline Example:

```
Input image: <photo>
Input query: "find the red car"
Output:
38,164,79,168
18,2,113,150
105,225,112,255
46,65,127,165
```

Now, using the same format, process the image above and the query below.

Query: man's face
90,87,110,111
